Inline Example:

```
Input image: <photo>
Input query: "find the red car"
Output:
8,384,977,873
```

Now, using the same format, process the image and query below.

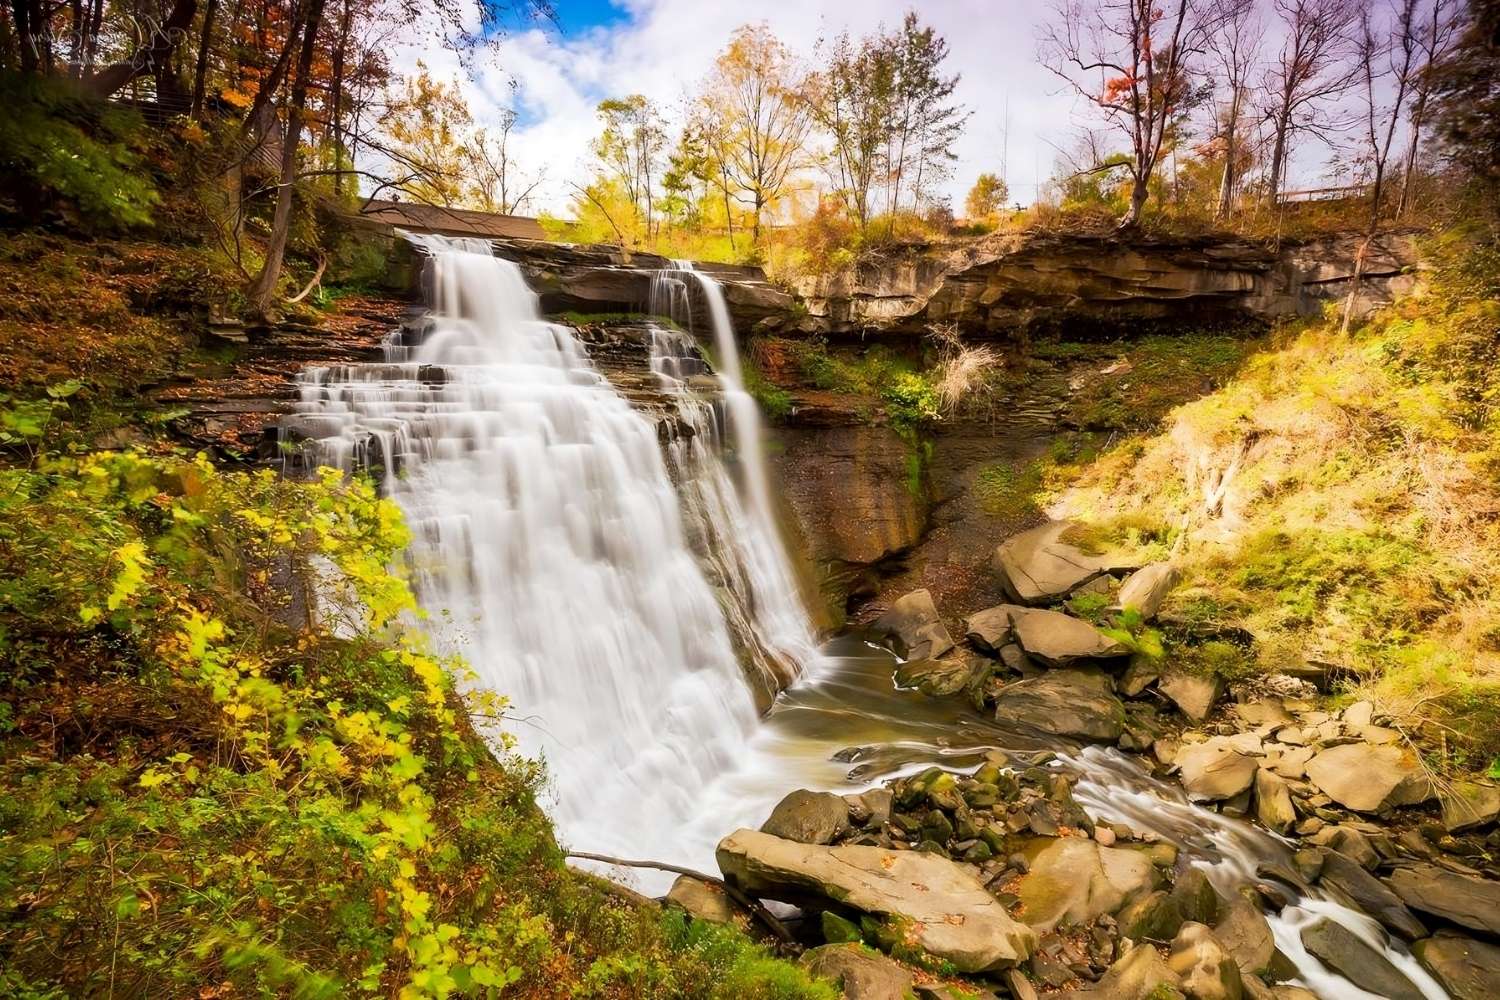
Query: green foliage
0,450,827,997
744,360,794,421
974,460,1045,521
0,75,160,230
881,372,940,435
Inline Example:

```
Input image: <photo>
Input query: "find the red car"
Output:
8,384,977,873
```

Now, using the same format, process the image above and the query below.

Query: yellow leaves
138,767,173,788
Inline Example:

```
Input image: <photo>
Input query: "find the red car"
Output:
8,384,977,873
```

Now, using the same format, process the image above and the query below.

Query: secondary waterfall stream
283,236,1449,999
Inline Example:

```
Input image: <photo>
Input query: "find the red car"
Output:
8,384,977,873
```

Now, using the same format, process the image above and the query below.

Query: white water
282,235,815,873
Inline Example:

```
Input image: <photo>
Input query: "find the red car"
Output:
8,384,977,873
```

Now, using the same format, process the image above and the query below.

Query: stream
284,236,1450,1000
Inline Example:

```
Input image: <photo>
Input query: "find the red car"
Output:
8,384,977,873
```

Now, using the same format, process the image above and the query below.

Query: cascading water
281,235,798,875
280,236,1449,996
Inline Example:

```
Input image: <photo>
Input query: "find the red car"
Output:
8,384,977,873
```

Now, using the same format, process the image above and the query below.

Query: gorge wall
786,230,1422,337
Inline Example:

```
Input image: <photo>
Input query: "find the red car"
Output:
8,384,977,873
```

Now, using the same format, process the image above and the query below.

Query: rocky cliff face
789,231,1421,337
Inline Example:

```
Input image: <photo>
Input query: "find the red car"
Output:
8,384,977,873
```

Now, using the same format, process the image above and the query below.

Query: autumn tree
1040,0,1219,228
884,13,968,223
382,63,476,206
698,23,813,242
465,107,544,215
810,29,895,230
1206,0,1262,219
591,94,666,237
964,173,1009,217
1261,0,1357,204
1426,0,1500,198
1394,0,1462,215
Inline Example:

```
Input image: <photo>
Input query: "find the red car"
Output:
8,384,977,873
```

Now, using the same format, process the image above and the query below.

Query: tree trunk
1215,106,1239,221
12,0,39,73
1396,95,1428,218
190,0,217,117
245,0,326,315
85,0,197,97
1267,112,1291,205
1119,174,1148,229
328,0,353,195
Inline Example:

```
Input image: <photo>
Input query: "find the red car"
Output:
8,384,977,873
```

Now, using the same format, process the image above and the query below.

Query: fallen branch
565,850,794,944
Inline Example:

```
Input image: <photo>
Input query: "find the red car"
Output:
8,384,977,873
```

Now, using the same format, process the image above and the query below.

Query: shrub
0,74,160,230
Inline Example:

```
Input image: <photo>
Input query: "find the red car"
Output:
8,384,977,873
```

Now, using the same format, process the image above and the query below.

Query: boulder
1317,849,1427,940
1307,825,1378,870
1299,917,1426,1000
993,522,1111,606
873,589,955,661
1166,922,1244,1000
1120,656,1161,697
1212,895,1276,979
800,943,916,1000
1059,942,1184,1000
965,604,1031,654
1171,868,1223,925
1304,743,1434,813
1117,562,1179,621
1439,781,1500,834
1015,836,1158,932
894,655,981,698
760,790,853,845
1013,609,1131,667
665,875,740,925
1412,930,1500,1000
1160,670,1224,723
991,675,1127,742
1386,863,1500,936
1117,890,1185,942
1254,770,1296,835
717,829,1036,972
1176,740,1259,802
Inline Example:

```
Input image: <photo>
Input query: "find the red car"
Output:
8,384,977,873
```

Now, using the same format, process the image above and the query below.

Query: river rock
1439,781,1500,833
1057,942,1184,1000
873,589,955,661
1413,930,1500,1000
1116,562,1179,621
1299,917,1426,1000
965,604,1031,654
1254,769,1295,835
1160,670,1224,722
1013,609,1130,666
800,943,915,1000
1016,836,1157,932
1386,863,1500,936
666,875,739,925
1308,824,1378,869
1117,889,1184,942
1167,922,1244,1000
993,522,1111,606
991,675,1126,742
717,829,1036,972
760,789,853,845
1304,743,1434,812
894,654,981,697
1171,868,1223,925
1213,894,1276,979
1176,740,1258,802
1317,849,1427,940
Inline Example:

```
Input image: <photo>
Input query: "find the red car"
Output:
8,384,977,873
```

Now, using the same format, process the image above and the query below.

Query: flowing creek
284,237,1449,999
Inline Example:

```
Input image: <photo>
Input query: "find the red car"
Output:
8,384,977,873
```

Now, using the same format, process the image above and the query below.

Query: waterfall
645,269,821,696
280,235,810,872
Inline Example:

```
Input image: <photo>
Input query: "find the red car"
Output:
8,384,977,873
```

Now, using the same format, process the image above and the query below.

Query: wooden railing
1276,184,1372,205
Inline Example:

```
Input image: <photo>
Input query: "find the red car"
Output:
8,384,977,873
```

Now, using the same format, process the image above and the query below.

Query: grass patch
1051,228,1500,770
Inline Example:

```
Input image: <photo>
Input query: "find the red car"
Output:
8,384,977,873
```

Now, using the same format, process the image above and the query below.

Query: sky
390,0,1347,217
